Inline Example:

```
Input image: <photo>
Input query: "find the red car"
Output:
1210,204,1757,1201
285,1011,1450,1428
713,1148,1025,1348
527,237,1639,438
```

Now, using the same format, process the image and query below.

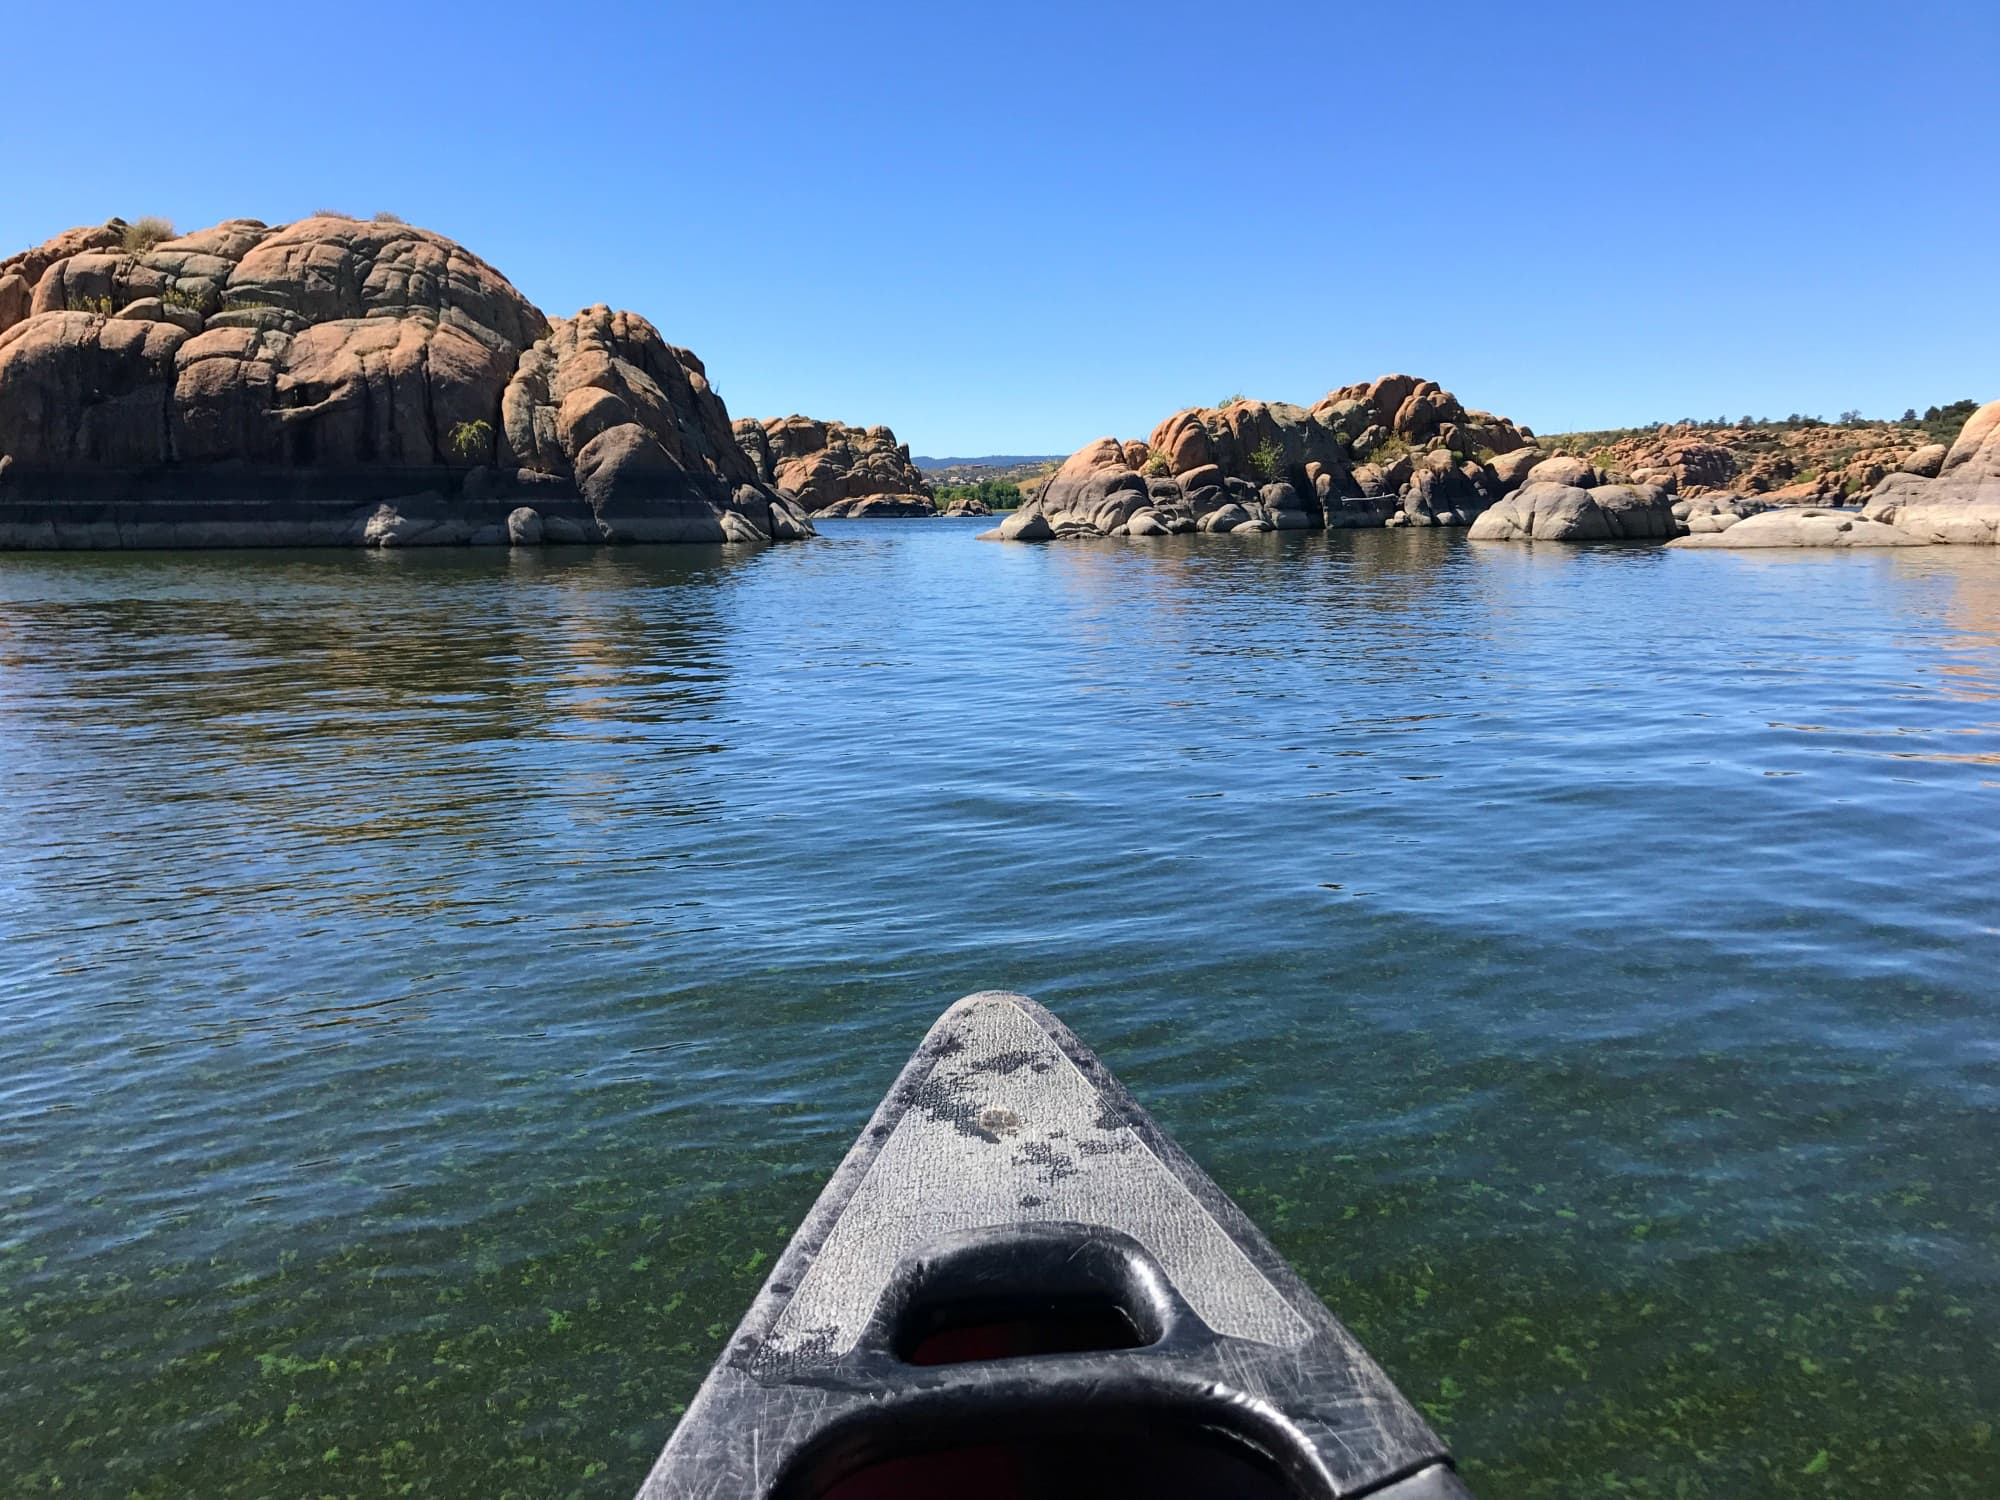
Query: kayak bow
635,991,1472,1498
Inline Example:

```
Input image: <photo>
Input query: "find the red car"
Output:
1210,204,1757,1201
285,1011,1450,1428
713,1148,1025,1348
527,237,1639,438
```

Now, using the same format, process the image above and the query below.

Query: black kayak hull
635,991,1472,1498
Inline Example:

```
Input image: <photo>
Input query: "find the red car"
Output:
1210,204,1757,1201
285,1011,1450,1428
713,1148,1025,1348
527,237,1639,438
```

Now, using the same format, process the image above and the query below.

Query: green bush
159,285,204,312
68,293,116,316
934,480,1023,510
1920,399,1980,445
1215,393,1248,408
447,419,494,463
1361,435,1409,469
121,217,176,253
1248,439,1284,482
372,211,408,225
1142,447,1172,477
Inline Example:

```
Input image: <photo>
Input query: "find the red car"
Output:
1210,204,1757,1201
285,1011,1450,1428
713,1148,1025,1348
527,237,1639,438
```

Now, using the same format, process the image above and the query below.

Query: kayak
634,991,1472,1498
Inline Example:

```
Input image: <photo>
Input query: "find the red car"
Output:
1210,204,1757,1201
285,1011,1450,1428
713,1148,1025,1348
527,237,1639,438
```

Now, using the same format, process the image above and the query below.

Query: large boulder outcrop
735,414,935,517
1862,399,2000,544
1667,508,1930,549
1467,481,1677,542
988,375,1535,541
0,216,811,548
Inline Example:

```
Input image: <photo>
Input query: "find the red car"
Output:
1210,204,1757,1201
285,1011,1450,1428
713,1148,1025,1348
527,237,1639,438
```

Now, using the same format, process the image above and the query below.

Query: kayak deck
635,991,1472,1498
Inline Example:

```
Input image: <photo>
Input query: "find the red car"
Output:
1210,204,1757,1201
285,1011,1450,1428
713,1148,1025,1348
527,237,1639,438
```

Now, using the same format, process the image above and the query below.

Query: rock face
1468,481,1678,542
735,415,935,517
1862,399,2000,544
0,216,812,548
984,376,1535,541
1667,508,1930,549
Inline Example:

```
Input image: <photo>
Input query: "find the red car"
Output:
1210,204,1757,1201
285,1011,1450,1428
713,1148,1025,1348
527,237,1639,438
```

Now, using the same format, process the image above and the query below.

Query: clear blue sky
3,1,1994,455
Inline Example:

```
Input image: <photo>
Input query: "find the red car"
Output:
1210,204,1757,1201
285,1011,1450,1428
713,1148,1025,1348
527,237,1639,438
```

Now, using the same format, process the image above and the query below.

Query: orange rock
731,414,932,514
0,215,803,544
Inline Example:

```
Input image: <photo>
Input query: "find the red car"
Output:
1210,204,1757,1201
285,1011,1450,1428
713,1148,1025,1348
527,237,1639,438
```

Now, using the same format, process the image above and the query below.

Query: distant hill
914,454,1065,488
912,454,1065,471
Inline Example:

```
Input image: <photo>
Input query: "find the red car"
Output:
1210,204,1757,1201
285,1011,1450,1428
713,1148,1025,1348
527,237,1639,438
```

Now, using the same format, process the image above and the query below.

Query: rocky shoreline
981,379,1999,552
1,215,1993,553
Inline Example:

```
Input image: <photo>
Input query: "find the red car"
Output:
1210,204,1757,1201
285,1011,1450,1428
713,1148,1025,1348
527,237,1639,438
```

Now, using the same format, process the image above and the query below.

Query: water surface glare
3,520,1998,1497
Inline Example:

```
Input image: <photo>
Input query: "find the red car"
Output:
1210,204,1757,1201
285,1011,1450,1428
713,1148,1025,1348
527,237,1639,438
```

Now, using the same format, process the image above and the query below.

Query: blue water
2,520,1996,1496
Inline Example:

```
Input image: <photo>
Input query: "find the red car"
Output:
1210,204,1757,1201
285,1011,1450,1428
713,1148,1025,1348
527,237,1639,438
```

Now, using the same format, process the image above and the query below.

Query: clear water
3,520,1996,1497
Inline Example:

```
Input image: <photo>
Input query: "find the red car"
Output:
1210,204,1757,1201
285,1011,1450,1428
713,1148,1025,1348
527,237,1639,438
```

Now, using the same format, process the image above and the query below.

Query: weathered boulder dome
0,215,813,547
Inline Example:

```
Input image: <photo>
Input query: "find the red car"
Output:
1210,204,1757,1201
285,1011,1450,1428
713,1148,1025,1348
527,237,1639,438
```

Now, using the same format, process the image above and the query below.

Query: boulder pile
983,376,1536,540
0,216,813,548
1666,398,1998,549
1587,420,1942,503
1862,400,2000,544
735,415,935,517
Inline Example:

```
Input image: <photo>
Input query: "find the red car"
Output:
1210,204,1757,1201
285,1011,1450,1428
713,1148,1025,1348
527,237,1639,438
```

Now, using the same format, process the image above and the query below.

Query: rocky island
732,415,953,517
983,374,1997,551
983,375,1566,540
0,216,813,547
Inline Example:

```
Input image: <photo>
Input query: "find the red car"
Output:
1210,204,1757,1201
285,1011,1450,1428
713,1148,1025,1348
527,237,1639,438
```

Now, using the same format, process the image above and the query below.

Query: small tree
1248,439,1284,483
447,419,493,463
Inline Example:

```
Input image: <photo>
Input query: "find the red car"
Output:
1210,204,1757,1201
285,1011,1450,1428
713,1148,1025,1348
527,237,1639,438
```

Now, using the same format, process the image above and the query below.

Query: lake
3,519,1996,1497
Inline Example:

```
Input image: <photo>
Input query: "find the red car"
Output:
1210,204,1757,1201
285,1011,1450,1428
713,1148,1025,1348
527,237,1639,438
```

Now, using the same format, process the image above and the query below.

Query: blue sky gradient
3,0,1994,453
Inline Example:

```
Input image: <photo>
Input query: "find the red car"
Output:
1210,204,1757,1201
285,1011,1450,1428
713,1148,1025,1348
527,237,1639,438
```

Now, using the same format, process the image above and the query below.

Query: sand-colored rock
1667,508,1930,549
1468,481,1677,542
1862,399,2000,544
1897,443,1949,478
1672,493,1771,534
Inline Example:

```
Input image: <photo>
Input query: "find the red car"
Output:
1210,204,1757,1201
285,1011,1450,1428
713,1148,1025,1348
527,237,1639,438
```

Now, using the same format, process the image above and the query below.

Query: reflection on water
2,522,1998,1498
